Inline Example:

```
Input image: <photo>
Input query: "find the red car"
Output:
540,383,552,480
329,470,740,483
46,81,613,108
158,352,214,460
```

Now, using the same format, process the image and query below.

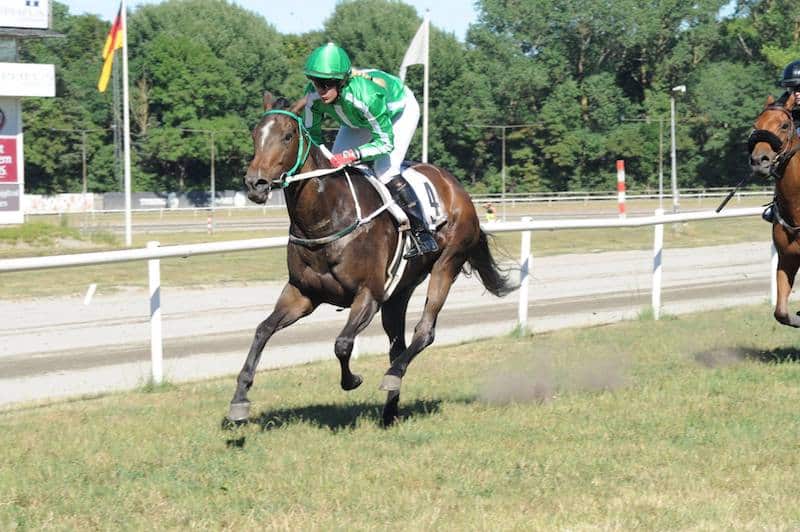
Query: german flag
97,5,123,92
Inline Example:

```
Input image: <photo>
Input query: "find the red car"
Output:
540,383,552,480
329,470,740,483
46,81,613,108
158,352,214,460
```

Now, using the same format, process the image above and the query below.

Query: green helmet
304,43,352,80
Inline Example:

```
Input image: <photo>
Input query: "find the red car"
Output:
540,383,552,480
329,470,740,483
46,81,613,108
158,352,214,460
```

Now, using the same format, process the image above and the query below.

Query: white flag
399,17,429,81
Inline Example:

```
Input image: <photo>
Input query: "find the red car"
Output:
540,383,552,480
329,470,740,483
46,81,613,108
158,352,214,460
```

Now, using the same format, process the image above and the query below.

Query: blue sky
62,0,479,41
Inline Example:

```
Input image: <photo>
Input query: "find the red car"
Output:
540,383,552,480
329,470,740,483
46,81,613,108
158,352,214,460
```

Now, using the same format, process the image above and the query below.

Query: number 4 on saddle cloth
354,163,445,230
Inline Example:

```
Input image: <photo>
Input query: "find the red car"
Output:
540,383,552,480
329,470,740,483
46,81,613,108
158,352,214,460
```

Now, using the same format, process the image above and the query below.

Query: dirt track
0,241,773,408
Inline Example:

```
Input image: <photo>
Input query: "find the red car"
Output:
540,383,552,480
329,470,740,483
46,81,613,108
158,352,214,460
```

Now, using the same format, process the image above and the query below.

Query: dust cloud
479,353,630,405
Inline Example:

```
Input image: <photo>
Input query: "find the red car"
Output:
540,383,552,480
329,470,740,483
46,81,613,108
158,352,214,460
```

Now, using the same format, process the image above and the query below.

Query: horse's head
244,92,307,203
749,93,796,177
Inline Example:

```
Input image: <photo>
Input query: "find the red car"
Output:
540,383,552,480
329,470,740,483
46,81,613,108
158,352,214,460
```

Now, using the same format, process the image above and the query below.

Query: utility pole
50,127,108,194
670,85,687,213
465,123,538,221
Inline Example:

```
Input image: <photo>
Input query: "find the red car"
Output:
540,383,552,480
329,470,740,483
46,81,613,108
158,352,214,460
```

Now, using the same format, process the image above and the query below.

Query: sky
61,0,479,42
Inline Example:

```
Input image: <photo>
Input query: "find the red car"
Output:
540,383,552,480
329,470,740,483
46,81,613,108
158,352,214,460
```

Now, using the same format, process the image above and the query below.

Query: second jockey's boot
386,175,439,259
762,204,775,224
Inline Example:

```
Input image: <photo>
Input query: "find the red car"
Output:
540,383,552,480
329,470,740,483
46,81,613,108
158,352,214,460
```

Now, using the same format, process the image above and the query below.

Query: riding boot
763,204,775,224
386,176,439,259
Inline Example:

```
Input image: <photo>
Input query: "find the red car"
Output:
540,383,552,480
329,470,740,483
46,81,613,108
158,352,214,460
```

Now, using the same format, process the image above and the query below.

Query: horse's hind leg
380,283,418,425
228,283,316,421
335,288,380,391
774,253,800,327
380,255,462,393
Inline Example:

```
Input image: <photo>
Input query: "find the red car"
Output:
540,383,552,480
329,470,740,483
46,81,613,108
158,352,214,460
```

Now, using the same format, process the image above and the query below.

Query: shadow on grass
694,346,800,368
222,397,476,448
742,346,800,363
253,398,446,432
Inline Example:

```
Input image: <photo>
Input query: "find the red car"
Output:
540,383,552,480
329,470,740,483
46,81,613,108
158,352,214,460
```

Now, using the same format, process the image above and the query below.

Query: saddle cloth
357,162,447,232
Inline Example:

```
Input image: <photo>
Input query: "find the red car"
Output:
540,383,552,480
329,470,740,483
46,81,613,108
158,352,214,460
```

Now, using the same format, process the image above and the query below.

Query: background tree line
16,0,800,195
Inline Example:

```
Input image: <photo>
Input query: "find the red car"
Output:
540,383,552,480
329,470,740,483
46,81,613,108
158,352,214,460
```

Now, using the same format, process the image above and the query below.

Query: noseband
260,109,318,187
748,106,799,179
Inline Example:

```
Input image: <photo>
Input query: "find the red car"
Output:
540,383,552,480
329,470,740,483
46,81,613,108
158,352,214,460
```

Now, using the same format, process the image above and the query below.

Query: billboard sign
0,63,55,97
0,134,22,224
0,0,50,30
0,183,20,211
0,135,19,182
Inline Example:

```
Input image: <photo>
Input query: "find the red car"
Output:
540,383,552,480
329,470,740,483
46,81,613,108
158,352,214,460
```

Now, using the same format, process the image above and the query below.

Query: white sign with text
0,0,50,30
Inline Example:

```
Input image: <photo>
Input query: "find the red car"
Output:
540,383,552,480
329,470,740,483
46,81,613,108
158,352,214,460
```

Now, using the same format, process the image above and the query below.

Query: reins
260,109,392,247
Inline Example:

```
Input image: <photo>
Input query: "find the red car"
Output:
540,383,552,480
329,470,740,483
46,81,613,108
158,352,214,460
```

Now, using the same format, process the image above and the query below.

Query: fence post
518,216,532,329
771,242,778,306
616,160,626,219
652,208,664,320
147,241,164,385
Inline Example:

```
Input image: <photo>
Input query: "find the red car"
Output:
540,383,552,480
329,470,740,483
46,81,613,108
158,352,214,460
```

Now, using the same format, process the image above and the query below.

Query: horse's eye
782,123,790,130
283,133,293,142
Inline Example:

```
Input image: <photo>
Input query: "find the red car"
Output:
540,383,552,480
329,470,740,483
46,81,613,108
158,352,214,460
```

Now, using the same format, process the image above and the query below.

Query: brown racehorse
749,93,800,327
227,93,515,426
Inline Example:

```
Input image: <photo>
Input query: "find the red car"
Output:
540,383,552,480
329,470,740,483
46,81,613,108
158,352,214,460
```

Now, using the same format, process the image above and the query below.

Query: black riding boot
386,176,439,259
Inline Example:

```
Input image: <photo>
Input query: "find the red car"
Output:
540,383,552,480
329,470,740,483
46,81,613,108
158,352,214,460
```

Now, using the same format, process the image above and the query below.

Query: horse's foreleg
335,289,379,391
228,283,316,421
774,255,800,327
380,284,417,425
380,258,461,393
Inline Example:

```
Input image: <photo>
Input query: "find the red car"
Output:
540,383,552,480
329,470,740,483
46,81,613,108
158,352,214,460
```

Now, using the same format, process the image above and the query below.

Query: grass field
2,305,800,529
0,197,773,300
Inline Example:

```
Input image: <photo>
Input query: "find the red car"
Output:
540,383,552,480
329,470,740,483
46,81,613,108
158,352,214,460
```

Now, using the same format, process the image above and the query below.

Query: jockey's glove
330,149,360,168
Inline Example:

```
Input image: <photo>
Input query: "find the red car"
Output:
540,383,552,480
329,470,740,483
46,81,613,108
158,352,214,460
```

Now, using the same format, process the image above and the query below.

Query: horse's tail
464,229,518,297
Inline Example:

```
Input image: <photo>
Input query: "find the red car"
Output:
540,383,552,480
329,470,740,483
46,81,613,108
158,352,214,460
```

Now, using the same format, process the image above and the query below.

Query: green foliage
16,0,800,194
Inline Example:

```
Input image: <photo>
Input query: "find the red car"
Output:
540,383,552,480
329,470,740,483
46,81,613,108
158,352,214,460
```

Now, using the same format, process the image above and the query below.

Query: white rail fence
0,207,773,384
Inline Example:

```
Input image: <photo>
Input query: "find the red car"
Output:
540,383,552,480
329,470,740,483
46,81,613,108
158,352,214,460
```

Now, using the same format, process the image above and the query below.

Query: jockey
764,60,800,223
302,42,438,259
778,60,800,127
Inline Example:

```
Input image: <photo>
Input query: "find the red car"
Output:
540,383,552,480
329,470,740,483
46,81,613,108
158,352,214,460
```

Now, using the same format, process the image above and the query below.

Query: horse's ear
765,94,776,108
290,96,307,115
263,91,275,111
786,92,796,110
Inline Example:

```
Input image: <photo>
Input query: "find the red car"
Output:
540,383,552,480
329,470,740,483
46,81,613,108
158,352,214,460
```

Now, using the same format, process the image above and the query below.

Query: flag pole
121,0,132,246
422,11,429,163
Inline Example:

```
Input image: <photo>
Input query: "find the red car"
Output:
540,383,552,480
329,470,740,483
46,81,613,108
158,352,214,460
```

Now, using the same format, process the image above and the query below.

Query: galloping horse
227,93,515,426
749,93,800,327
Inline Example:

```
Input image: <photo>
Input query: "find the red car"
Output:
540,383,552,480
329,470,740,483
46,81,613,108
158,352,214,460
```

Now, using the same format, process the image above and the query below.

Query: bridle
255,109,393,248
260,109,319,188
748,105,800,180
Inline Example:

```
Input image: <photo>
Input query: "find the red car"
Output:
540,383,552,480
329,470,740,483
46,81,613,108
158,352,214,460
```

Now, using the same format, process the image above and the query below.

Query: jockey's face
311,77,340,104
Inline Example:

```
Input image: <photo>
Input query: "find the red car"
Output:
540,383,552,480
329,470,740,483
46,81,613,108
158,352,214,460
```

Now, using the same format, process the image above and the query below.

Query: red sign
0,137,18,183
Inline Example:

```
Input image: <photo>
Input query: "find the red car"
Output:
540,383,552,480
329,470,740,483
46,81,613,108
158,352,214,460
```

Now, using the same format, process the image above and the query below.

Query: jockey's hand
330,149,360,168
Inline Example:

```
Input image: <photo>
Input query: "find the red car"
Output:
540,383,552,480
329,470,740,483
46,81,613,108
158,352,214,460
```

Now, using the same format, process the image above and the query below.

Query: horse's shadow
741,346,800,363
222,397,473,447
250,398,445,432
694,345,800,367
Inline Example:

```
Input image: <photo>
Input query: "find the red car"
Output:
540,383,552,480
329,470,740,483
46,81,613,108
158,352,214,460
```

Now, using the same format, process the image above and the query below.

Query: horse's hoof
220,417,247,431
342,374,363,391
227,401,251,422
379,374,402,391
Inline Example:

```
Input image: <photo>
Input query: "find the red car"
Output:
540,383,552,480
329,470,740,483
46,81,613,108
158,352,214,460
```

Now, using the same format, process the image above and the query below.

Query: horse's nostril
255,179,268,189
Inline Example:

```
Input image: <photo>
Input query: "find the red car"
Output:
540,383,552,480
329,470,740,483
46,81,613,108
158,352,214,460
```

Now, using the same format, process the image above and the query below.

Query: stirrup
403,231,438,259
762,204,775,224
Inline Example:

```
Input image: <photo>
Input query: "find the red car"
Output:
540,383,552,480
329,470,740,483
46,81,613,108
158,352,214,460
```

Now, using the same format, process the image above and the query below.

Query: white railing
0,206,772,384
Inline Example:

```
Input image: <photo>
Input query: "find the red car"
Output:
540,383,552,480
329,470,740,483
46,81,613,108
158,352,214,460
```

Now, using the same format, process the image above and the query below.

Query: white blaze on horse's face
259,121,274,150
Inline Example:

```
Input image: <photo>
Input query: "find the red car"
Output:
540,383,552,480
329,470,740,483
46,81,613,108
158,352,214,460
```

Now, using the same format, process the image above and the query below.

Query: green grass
2,304,800,529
